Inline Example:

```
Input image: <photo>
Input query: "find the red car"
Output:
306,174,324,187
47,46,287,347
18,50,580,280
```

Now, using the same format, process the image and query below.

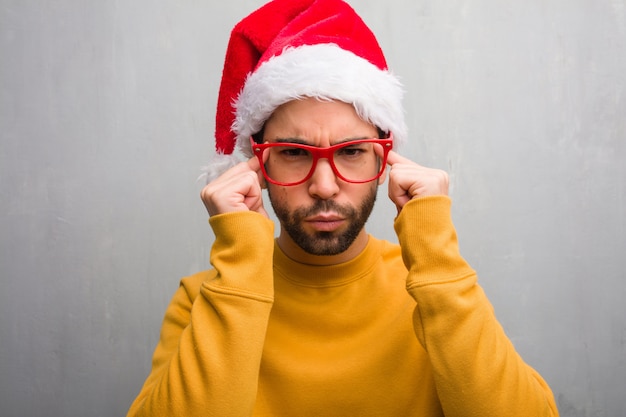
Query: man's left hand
383,149,449,213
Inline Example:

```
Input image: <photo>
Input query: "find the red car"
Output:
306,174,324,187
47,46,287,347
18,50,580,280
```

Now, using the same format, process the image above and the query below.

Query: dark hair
251,127,265,144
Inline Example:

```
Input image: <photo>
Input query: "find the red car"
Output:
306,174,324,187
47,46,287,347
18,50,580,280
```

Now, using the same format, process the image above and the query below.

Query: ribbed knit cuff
394,196,473,287
207,211,275,296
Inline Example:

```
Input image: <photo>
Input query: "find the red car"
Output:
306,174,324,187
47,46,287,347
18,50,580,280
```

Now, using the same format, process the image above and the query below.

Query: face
261,98,385,264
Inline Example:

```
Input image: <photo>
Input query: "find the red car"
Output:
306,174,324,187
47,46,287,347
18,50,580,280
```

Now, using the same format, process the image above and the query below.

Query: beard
268,185,378,256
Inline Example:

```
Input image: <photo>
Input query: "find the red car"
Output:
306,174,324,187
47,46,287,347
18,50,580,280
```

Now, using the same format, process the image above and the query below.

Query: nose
307,158,339,199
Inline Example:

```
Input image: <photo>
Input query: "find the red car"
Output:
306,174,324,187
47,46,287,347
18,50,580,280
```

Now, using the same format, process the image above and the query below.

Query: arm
383,150,558,416
127,212,275,416
128,157,274,416
396,197,558,416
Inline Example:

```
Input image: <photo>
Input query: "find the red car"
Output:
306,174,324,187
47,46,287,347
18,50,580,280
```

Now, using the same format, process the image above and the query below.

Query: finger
246,152,262,172
201,160,266,215
202,171,265,216
246,150,269,188
387,182,411,213
241,171,265,208
385,149,421,167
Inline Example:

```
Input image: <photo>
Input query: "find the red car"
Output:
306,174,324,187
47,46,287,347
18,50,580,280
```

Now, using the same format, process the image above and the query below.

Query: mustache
298,199,355,218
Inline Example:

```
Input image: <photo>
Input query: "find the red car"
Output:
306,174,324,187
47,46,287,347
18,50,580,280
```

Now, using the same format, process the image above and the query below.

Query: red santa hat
204,0,406,182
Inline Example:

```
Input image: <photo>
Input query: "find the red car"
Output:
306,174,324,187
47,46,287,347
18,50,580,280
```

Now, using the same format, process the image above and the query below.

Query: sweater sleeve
127,211,275,417
395,196,559,417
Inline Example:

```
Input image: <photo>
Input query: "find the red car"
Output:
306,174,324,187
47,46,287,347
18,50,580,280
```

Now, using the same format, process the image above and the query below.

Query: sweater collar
272,236,383,287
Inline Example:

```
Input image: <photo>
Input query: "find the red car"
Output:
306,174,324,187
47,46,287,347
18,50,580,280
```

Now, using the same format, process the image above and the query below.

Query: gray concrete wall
1,1,624,416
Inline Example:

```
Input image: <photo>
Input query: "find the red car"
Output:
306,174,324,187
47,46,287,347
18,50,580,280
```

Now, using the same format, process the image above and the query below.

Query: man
127,0,559,415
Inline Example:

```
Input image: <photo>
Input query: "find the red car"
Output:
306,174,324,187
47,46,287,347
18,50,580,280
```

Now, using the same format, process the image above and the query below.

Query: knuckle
201,183,215,199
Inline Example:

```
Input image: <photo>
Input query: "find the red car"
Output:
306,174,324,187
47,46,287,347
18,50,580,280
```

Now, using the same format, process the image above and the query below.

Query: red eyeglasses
251,134,393,186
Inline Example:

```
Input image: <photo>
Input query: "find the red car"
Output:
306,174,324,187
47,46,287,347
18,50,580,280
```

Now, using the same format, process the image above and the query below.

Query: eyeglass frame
250,134,394,186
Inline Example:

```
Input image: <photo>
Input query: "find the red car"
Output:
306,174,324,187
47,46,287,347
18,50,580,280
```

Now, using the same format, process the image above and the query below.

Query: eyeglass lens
262,141,382,184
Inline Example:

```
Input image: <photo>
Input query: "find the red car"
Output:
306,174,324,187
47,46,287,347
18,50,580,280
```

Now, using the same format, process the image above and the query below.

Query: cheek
350,182,379,200
267,184,300,210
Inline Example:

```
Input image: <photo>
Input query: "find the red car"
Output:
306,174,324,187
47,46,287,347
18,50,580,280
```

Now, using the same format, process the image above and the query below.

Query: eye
277,146,310,158
336,145,368,158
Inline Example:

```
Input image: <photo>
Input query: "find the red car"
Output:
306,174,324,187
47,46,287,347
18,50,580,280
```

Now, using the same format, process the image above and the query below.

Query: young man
128,0,559,415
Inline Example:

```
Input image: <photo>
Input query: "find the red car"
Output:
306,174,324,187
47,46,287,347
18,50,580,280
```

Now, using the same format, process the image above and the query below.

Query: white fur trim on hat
232,43,407,158
199,151,245,185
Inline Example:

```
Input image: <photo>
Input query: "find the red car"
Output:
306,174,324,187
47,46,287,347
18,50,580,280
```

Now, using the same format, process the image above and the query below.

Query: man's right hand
200,156,269,218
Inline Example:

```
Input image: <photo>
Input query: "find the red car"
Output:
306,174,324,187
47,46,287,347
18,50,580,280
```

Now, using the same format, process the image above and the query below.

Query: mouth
304,213,346,232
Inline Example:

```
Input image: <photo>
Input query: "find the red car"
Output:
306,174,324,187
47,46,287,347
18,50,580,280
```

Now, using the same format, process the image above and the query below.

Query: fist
200,157,269,218
383,149,449,213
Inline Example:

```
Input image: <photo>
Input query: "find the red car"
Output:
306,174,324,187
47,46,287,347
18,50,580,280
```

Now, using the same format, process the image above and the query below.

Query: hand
380,148,449,213
200,156,269,218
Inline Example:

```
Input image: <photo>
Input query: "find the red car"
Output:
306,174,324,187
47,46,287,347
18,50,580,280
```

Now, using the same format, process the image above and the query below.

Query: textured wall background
1,1,624,416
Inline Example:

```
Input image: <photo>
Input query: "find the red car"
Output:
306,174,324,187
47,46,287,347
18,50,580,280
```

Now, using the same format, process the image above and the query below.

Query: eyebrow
273,138,309,145
272,136,375,146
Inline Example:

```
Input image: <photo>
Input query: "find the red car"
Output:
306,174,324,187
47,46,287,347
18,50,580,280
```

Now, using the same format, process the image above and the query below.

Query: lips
304,213,345,232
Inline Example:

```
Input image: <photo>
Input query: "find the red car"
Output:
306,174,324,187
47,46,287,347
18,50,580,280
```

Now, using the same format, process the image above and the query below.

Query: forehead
263,98,377,140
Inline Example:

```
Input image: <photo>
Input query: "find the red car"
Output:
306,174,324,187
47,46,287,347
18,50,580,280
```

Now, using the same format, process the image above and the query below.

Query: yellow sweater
128,197,559,416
